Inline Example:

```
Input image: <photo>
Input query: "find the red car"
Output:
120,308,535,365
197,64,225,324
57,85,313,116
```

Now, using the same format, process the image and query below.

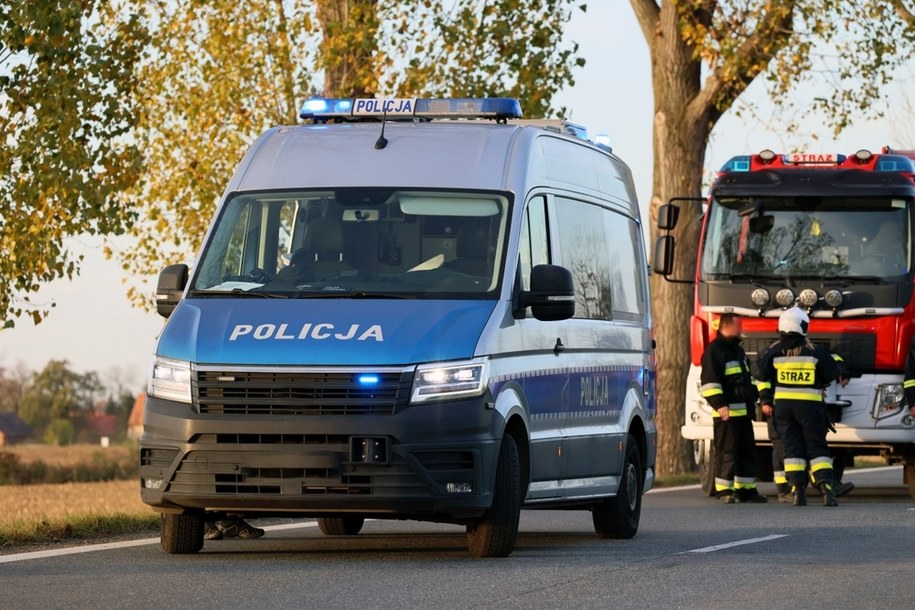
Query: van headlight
148,356,193,404
873,383,904,420
411,358,489,404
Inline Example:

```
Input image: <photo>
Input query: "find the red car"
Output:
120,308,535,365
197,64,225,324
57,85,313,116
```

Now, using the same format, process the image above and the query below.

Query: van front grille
193,369,414,415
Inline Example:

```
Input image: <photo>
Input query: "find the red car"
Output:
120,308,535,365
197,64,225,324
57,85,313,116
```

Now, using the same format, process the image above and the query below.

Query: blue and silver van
142,97,657,557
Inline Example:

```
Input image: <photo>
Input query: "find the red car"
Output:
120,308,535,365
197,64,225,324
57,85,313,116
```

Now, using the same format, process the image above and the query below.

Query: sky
1,3,913,392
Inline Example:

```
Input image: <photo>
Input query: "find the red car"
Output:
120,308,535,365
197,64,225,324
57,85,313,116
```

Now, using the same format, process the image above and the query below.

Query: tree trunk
638,1,714,476
316,0,379,98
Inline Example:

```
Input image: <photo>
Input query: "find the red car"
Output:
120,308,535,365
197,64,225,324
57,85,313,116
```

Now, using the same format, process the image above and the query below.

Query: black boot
776,483,792,503
792,485,807,506
820,482,838,507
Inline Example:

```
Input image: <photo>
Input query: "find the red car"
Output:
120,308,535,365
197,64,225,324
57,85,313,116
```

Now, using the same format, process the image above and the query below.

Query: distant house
0,412,33,447
127,393,146,441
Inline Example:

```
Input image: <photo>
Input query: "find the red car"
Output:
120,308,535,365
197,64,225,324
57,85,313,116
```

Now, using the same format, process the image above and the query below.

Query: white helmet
778,306,809,335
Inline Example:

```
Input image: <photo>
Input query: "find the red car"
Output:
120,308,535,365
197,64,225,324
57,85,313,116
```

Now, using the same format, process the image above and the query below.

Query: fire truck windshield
701,196,911,281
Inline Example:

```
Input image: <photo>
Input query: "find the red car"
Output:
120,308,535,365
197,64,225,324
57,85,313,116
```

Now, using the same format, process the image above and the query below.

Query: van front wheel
160,512,204,554
466,434,521,558
317,517,365,535
592,434,643,539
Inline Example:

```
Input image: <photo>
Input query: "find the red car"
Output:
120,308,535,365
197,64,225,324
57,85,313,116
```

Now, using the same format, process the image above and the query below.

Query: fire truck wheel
592,433,643,539
160,512,204,554
317,516,365,535
904,459,915,500
698,443,716,496
466,434,521,558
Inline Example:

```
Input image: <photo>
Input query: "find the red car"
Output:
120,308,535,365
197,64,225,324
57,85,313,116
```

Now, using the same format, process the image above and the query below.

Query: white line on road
679,534,788,554
0,520,319,565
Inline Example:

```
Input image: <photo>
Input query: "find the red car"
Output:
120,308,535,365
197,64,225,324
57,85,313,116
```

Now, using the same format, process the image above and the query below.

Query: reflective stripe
773,355,818,366
904,379,915,389
710,402,747,417
784,458,806,473
810,456,833,472
774,473,788,485
734,476,756,490
715,477,734,492
723,360,744,376
700,382,723,398
755,380,772,390
774,388,823,402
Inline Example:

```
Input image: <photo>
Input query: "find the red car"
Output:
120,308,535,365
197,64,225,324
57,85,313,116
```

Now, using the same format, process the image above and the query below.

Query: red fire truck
655,147,915,498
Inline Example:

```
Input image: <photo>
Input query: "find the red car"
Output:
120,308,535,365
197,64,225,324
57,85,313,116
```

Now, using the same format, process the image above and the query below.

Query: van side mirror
653,235,675,276
518,264,575,321
156,264,188,318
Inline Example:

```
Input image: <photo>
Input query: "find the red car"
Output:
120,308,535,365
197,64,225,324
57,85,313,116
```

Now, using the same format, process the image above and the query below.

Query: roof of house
0,412,33,440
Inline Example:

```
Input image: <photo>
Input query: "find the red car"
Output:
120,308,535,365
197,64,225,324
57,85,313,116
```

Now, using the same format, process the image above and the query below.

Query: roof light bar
299,97,523,121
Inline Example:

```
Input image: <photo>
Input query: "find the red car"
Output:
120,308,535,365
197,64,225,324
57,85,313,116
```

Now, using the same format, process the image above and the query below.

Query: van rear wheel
592,434,643,539
466,434,521,558
160,512,204,554
317,517,365,535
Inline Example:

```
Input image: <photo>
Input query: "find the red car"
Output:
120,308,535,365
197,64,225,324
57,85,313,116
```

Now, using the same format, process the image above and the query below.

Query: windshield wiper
189,289,288,298
291,290,416,299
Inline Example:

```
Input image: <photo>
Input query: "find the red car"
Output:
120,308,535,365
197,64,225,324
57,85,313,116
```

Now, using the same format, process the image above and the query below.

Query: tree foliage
0,1,148,328
18,360,103,439
631,0,915,475
118,0,583,304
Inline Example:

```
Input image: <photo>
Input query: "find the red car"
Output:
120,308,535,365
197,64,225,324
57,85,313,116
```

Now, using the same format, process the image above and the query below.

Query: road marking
0,521,319,565
680,534,788,554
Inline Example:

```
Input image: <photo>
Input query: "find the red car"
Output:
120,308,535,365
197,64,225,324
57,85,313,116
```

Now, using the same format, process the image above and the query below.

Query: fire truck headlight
824,289,844,309
798,289,818,308
751,288,770,308
873,383,905,420
775,288,795,308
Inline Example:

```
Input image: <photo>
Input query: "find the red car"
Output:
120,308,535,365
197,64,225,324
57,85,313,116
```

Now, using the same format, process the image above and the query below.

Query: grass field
5,443,136,466
0,480,153,525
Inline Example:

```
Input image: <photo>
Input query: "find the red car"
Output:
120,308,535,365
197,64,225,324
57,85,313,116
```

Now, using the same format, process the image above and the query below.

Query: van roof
225,121,640,218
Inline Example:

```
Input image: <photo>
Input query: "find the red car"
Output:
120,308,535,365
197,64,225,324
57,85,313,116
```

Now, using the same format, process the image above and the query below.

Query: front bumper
140,393,503,520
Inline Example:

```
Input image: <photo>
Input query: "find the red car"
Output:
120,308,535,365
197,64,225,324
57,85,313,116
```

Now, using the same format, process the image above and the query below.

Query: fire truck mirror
657,203,680,231
749,214,775,234
653,235,675,276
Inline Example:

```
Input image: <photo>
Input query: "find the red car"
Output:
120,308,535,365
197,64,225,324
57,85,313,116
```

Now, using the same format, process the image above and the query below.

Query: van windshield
191,189,511,299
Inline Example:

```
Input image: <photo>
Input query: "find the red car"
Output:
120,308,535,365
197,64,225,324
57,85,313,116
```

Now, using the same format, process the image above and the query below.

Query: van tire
592,434,643,539
160,512,204,554
466,434,521,558
317,517,365,535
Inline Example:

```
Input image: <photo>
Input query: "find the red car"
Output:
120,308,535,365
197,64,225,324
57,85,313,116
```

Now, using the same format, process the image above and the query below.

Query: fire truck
654,147,915,499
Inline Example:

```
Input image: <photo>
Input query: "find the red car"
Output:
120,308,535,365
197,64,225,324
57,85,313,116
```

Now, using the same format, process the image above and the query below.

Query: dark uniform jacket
753,333,840,405
903,335,915,406
700,334,758,417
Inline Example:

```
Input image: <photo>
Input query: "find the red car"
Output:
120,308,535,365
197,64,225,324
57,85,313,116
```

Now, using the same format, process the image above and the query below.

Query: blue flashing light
720,156,751,172
357,374,380,386
299,97,522,120
875,155,915,173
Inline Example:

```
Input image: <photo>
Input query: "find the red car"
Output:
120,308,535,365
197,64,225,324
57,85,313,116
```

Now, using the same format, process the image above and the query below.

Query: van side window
519,196,550,291
554,197,613,320
604,211,646,317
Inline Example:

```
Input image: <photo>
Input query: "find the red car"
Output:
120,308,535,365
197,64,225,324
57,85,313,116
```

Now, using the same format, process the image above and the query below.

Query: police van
142,97,657,557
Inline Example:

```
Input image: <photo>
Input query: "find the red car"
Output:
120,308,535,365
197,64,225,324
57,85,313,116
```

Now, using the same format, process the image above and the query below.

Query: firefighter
700,313,767,503
754,307,841,507
768,354,853,503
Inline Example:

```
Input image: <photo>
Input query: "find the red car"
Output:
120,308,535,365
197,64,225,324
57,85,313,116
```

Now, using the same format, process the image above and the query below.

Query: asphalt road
2,467,913,610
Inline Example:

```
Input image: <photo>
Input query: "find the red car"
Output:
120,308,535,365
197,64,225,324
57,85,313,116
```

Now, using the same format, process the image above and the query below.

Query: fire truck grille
742,333,876,370
193,370,414,415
